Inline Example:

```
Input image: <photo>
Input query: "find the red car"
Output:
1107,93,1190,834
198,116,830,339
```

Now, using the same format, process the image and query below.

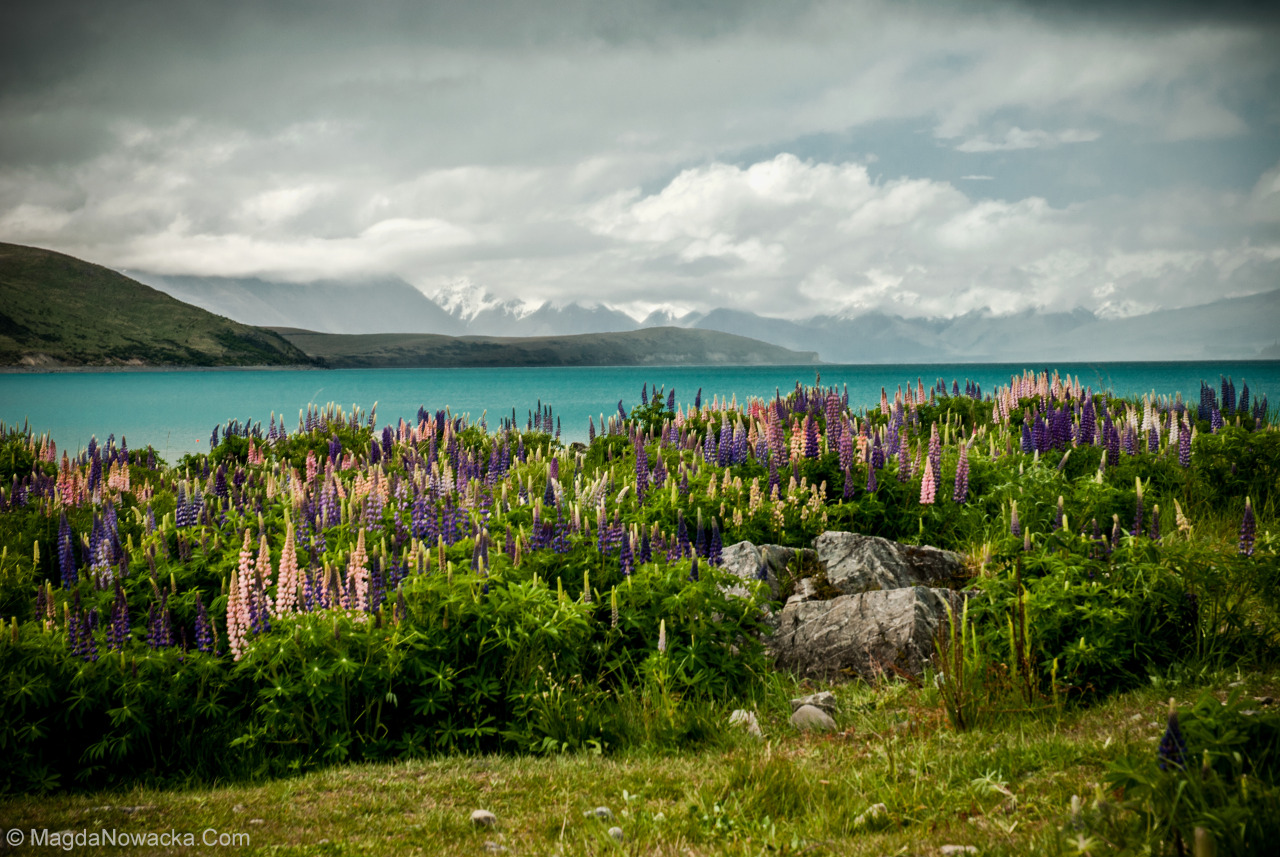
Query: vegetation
0,243,313,367
0,369,1276,854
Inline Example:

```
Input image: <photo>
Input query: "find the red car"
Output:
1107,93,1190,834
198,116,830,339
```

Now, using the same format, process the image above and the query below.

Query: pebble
471,809,498,827
483,843,507,853
790,704,837,732
729,709,763,737
854,803,887,826
248,819,264,825
939,847,978,855
588,806,613,821
608,826,624,842
231,804,246,813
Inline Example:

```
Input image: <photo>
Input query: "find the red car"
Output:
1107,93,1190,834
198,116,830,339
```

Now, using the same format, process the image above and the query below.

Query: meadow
1,370,1277,855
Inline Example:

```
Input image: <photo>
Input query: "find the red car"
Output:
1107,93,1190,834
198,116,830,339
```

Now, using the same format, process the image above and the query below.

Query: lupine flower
1133,477,1144,538
1010,501,1021,537
1179,420,1192,467
689,554,699,582
1157,698,1187,771
1054,495,1064,531
953,442,969,505
657,618,667,654
195,593,214,654
919,456,937,505
1150,503,1160,542
1240,497,1256,556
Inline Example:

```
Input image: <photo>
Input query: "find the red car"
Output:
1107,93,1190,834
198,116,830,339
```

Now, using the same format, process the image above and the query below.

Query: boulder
768,586,961,679
721,540,818,601
728,709,763,738
815,532,963,595
790,704,837,732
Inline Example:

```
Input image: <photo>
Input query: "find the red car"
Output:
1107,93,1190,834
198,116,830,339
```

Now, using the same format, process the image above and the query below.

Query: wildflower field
2,370,1278,854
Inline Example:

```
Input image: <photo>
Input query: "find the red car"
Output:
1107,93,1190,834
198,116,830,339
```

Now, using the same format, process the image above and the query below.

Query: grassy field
4,667,1274,856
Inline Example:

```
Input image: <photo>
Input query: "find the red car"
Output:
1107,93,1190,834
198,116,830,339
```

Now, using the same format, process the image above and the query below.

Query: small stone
608,826,624,842
854,802,887,826
248,819,265,825
231,804,246,813
483,842,507,853
1257,696,1274,706
590,806,613,821
790,691,837,715
1228,680,1244,688
652,812,665,823
939,847,978,856
471,809,498,827
729,709,763,737
790,704,837,732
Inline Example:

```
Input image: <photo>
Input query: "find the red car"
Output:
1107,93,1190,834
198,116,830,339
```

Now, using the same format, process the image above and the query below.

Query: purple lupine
1020,422,1033,453
688,554,699,583
1157,700,1187,771
1149,504,1160,543
108,582,129,650
865,464,877,495
1240,497,1256,556
703,427,716,463
676,511,690,559
953,442,969,505
641,382,648,406
620,530,634,576
1010,503,1021,537
1221,376,1235,416
588,416,596,442
1179,421,1192,467
1239,381,1250,418
928,422,941,478
1080,397,1096,445
1210,407,1224,433
634,438,649,504
1054,495,1064,531
709,519,722,566
195,593,214,653
58,512,76,589
896,428,910,482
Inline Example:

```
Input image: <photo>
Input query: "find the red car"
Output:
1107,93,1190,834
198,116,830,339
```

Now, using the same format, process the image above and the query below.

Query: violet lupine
619,530,634,576
1240,497,1256,557
896,428,910,482
803,415,819,459
919,456,937,506
349,529,371,612
107,582,129,651
1054,495,1065,531
866,464,877,495
1149,504,1160,543
928,422,941,479
953,442,969,505
195,593,214,654
1157,698,1187,771
57,512,76,589
1179,421,1192,467
1010,501,1021,537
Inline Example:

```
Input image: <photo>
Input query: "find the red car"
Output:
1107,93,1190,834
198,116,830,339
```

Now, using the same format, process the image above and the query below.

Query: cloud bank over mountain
1,0,1278,332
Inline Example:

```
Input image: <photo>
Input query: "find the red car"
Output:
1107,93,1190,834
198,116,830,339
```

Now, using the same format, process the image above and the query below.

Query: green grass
5,667,1275,855
0,243,312,367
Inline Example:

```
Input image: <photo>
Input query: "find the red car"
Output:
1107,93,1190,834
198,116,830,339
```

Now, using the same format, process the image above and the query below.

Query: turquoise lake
2,362,1276,463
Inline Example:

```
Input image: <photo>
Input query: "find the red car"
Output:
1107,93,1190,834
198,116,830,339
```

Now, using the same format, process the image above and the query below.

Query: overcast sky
2,0,1278,321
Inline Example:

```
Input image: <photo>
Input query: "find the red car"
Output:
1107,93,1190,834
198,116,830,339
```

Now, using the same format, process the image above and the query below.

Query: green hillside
0,243,313,367
273,326,821,367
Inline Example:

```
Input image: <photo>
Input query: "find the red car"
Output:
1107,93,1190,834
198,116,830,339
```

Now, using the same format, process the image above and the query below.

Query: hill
0,244,313,367
272,326,820,368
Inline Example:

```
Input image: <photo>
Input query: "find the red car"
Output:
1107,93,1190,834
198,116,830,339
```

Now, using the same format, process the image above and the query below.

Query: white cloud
955,127,1100,152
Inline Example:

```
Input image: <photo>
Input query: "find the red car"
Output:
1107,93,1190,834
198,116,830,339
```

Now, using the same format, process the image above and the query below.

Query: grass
6,666,1275,856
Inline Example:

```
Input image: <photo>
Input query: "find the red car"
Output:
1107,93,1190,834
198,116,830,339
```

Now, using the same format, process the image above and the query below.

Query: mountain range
131,272,1280,362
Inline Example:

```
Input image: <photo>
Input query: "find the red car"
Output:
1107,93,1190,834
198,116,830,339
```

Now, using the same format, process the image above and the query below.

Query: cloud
0,0,1276,324
954,127,1101,152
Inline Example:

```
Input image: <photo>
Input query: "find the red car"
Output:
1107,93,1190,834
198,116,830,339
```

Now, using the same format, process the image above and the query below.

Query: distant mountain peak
427,279,540,322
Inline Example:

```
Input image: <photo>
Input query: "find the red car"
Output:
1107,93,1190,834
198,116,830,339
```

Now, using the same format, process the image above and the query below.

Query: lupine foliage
0,370,1276,796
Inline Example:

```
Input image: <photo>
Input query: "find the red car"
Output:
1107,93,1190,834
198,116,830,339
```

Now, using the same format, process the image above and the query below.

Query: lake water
2,361,1276,463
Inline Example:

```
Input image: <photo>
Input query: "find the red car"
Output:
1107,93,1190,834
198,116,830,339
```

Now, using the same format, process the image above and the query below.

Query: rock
589,806,613,821
721,541,818,601
854,802,887,826
790,691,837,716
729,709,763,737
608,826,625,842
790,704,837,732
483,842,507,853
470,809,498,827
938,847,977,855
816,532,963,595
769,586,961,679
785,578,817,606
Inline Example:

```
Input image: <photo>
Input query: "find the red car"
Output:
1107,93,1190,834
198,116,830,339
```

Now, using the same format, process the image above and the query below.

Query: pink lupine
227,531,254,660
348,529,370,613
919,456,937,505
275,523,299,615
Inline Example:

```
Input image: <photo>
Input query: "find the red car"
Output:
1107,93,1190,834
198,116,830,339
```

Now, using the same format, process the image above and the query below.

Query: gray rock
790,704,837,731
589,806,613,821
816,532,963,595
785,578,817,606
854,802,887,826
769,586,961,679
729,709,763,737
790,691,837,715
721,541,818,601
470,809,498,827
608,826,624,842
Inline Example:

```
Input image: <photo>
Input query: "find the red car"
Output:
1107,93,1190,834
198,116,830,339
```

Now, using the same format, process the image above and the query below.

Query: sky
2,0,1278,322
